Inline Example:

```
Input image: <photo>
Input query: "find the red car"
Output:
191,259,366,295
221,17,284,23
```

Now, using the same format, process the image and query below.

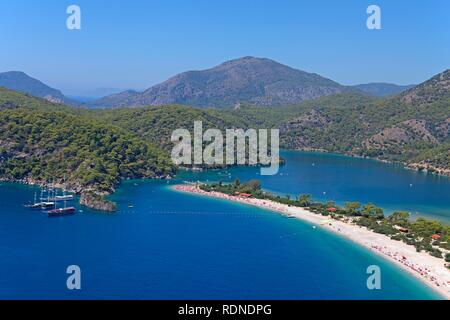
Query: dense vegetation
87,105,249,152
0,68,448,210
0,87,68,111
0,89,174,195
81,70,450,175
220,75,449,173
201,180,450,262
278,93,449,160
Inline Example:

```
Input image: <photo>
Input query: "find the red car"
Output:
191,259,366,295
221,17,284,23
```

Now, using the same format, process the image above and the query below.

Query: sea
0,151,448,299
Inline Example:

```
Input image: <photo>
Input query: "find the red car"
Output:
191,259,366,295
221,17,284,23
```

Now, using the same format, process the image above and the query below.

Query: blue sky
1,0,448,95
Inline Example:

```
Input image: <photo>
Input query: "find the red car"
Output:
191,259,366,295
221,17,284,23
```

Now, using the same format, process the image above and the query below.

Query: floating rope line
116,209,268,218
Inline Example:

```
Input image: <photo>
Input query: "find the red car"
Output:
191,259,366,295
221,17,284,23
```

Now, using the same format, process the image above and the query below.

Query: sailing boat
49,176,74,202
52,194,74,201
47,186,76,217
24,191,39,208
47,198,76,217
24,190,55,209
49,188,74,202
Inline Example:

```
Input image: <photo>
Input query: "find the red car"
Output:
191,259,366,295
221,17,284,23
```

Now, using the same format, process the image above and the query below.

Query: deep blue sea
0,151,448,299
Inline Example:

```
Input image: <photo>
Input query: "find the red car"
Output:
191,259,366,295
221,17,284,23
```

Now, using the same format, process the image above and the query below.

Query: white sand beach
174,184,450,299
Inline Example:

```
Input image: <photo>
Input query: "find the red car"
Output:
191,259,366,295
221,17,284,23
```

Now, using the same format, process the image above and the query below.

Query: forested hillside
0,68,449,210
89,105,249,152
88,70,449,175
275,70,450,174
0,88,174,199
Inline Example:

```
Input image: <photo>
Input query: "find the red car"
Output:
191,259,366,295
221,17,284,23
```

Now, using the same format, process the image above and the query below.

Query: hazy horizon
0,56,432,97
1,0,448,96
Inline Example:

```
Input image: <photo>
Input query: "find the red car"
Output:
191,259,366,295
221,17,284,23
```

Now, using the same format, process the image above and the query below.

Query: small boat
47,207,76,217
47,180,76,217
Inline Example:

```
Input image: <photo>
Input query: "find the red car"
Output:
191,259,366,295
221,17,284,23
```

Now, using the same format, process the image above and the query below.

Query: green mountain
0,69,448,211
89,105,249,151
275,70,450,174
0,88,174,210
86,69,450,175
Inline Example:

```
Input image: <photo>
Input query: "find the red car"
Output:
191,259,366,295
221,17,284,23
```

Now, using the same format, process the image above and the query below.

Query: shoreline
291,148,450,178
0,175,170,212
173,184,450,300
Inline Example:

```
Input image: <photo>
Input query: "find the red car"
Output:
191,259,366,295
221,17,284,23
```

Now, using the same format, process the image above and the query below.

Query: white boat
24,191,55,209
51,194,74,201
49,177,74,201
24,194,55,209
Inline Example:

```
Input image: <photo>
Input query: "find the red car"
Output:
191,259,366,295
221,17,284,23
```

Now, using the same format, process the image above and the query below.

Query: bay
0,151,447,299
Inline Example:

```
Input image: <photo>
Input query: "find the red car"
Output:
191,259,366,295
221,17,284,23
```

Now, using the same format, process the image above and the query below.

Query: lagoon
0,151,448,299
180,151,450,222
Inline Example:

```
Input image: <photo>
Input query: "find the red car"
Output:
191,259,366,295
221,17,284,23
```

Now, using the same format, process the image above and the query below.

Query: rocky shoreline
0,175,167,212
79,191,116,212
407,163,450,177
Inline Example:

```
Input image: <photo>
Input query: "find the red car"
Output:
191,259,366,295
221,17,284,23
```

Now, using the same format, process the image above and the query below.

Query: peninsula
174,181,450,299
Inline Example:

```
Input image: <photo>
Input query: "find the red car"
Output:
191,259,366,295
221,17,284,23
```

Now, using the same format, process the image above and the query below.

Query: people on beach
174,184,450,297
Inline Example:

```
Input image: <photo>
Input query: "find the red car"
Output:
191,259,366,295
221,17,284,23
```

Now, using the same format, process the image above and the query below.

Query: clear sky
1,0,448,95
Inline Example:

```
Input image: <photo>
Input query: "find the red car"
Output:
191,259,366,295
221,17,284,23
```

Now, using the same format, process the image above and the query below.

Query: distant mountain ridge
0,71,78,106
69,87,134,103
88,57,348,108
352,83,415,97
87,90,139,109
0,68,449,187
3,60,423,109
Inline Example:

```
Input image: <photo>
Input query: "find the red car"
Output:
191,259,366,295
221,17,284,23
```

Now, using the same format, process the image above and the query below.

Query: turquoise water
180,151,450,222
0,151,448,299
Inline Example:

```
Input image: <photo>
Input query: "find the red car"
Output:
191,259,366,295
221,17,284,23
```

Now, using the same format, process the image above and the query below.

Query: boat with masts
48,177,74,202
47,206,76,217
47,196,76,216
47,186,75,217
24,178,76,215
49,192,74,202
24,191,55,209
